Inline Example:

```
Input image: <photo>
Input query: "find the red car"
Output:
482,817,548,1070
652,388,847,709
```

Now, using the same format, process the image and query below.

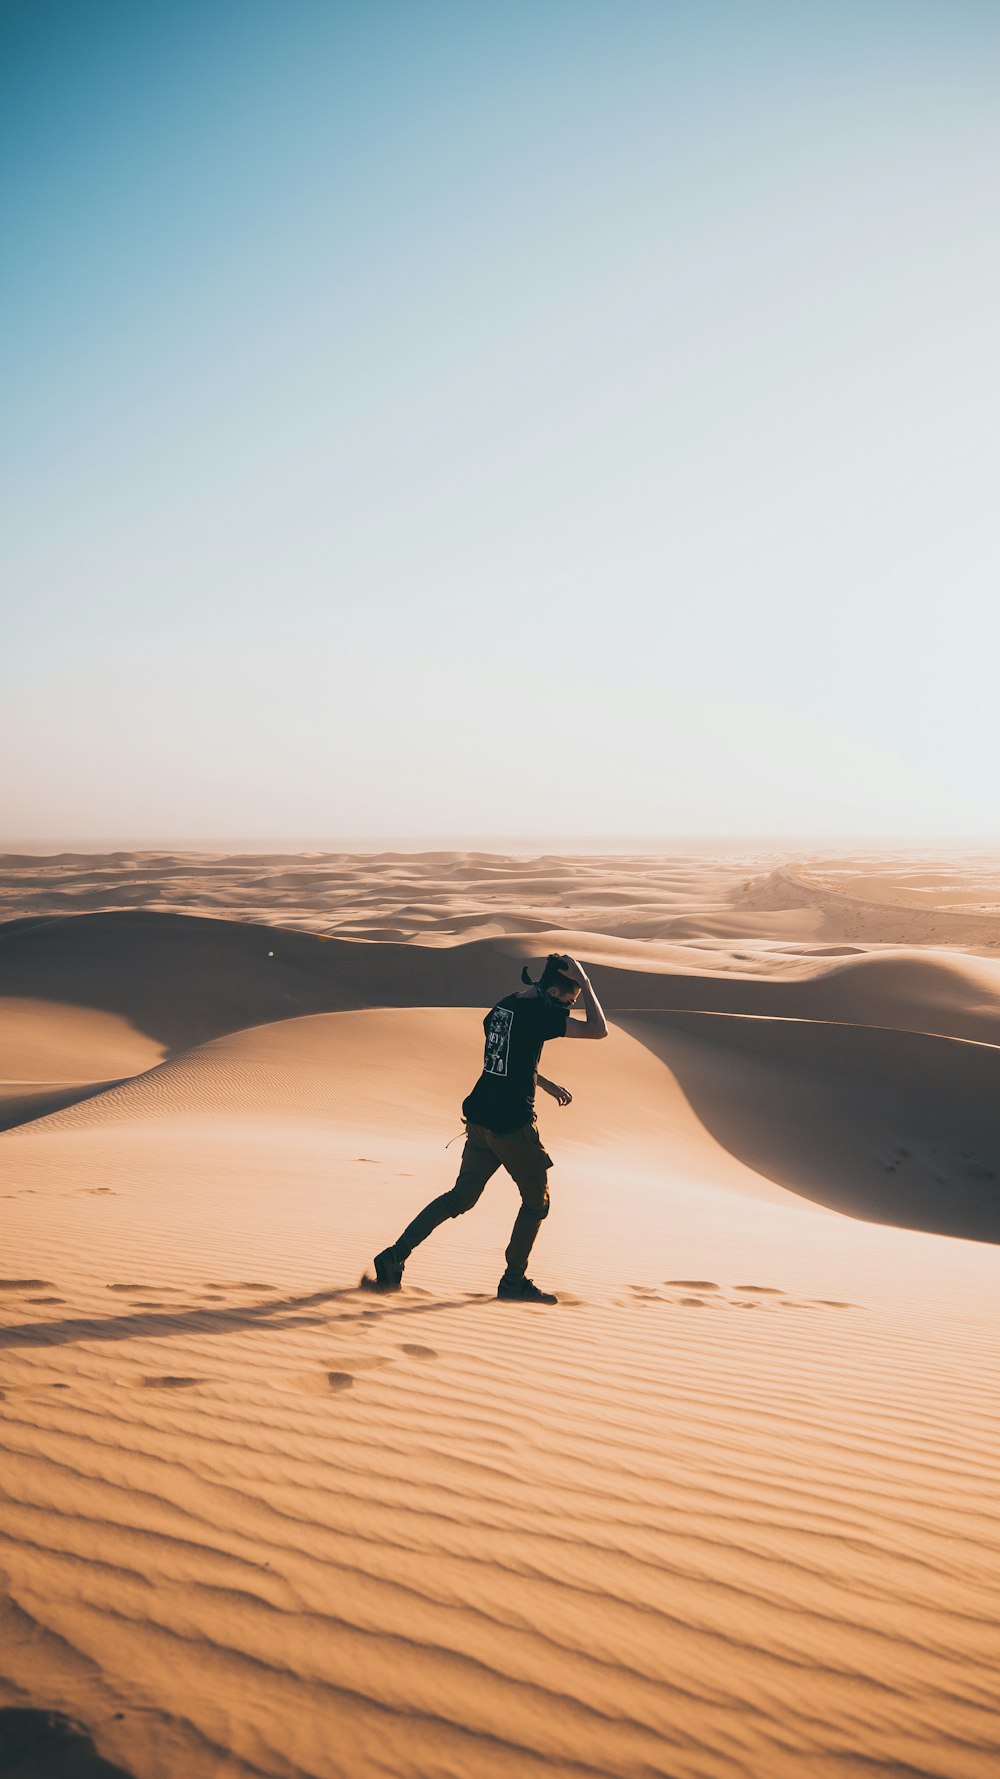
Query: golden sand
2,849,999,1777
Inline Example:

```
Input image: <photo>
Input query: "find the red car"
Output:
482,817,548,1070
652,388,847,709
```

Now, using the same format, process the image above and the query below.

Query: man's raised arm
562,957,609,1039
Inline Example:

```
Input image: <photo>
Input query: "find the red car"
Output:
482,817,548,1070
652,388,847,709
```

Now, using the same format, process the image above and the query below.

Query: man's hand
538,1076,573,1106
561,957,609,1040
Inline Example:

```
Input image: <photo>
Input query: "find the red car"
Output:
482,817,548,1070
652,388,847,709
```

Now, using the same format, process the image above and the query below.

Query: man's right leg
491,1120,558,1303
375,1124,500,1285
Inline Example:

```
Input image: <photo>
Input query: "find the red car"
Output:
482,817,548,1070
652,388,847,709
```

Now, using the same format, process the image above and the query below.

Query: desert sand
2,847,1000,1778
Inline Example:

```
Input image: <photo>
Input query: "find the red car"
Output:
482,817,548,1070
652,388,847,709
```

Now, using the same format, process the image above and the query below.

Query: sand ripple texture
3,848,1000,1778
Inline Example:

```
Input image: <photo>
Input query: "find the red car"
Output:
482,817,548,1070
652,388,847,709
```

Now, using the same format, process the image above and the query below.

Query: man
373,952,608,1303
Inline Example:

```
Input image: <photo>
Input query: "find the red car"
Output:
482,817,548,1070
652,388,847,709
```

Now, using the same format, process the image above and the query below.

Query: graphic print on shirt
483,1005,514,1076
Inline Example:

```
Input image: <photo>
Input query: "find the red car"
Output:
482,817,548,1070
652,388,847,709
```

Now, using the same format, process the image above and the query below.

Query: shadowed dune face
618,1011,1000,1243
0,997,163,1133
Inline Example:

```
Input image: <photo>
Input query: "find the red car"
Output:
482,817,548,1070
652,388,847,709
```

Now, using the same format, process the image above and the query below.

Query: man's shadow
0,1284,483,1351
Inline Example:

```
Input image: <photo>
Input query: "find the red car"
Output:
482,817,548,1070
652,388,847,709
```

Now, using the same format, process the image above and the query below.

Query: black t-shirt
461,991,569,1133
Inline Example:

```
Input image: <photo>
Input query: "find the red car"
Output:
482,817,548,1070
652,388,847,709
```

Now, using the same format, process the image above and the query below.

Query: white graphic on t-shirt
483,1005,514,1076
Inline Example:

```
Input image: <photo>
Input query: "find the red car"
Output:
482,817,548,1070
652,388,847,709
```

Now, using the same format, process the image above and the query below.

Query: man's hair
521,953,579,994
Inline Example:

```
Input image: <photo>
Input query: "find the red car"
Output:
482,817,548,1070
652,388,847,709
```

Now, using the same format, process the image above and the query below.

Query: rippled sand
2,847,999,1778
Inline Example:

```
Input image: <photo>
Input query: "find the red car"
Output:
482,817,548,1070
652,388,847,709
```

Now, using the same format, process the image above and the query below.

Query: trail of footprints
627,1281,858,1310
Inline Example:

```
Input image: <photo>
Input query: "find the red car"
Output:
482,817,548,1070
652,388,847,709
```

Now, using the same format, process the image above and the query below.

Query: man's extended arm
537,1071,573,1104
563,957,608,1038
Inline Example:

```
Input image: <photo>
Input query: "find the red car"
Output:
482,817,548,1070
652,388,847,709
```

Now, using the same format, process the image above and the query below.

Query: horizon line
4,833,1000,857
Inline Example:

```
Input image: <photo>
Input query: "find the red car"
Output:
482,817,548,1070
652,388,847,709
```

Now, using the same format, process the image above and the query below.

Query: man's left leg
374,1123,500,1287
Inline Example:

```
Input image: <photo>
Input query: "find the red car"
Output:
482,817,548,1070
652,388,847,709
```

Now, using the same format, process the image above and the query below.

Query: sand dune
3,848,1000,1778
620,1010,1000,1240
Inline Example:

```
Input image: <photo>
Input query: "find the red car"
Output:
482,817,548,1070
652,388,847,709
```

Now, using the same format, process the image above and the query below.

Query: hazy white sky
3,0,998,845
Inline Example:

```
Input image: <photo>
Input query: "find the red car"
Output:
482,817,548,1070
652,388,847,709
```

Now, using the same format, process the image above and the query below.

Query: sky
2,0,999,847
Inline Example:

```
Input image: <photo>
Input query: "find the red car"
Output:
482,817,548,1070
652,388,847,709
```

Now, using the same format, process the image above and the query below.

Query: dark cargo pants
395,1117,553,1277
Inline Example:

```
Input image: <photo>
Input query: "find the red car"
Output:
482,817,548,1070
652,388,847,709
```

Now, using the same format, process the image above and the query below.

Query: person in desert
373,953,608,1302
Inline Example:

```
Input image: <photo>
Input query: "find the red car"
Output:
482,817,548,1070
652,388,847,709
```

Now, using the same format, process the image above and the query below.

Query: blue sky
3,0,998,844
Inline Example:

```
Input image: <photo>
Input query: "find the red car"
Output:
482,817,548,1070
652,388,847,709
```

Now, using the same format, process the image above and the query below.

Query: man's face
546,983,580,1009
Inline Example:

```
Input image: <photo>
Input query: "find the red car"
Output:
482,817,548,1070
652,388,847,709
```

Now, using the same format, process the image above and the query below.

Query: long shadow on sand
0,1286,476,1351
0,1708,136,1777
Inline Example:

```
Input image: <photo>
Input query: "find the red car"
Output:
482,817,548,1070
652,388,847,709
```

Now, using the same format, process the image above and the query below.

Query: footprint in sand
118,1375,202,1389
288,1371,355,1394
628,1282,857,1313
287,1351,392,1395
26,1295,64,1304
399,1343,437,1359
202,1281,277,1293
0,1279,55,1292
2,1382,71,1399
115,1291,186,1308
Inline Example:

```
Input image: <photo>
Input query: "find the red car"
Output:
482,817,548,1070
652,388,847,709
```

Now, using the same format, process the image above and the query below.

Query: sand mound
12,1007,793,1208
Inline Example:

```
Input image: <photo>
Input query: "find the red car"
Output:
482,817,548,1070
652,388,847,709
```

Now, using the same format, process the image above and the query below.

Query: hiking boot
373,1245,404,1290
497,1272,558,1304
